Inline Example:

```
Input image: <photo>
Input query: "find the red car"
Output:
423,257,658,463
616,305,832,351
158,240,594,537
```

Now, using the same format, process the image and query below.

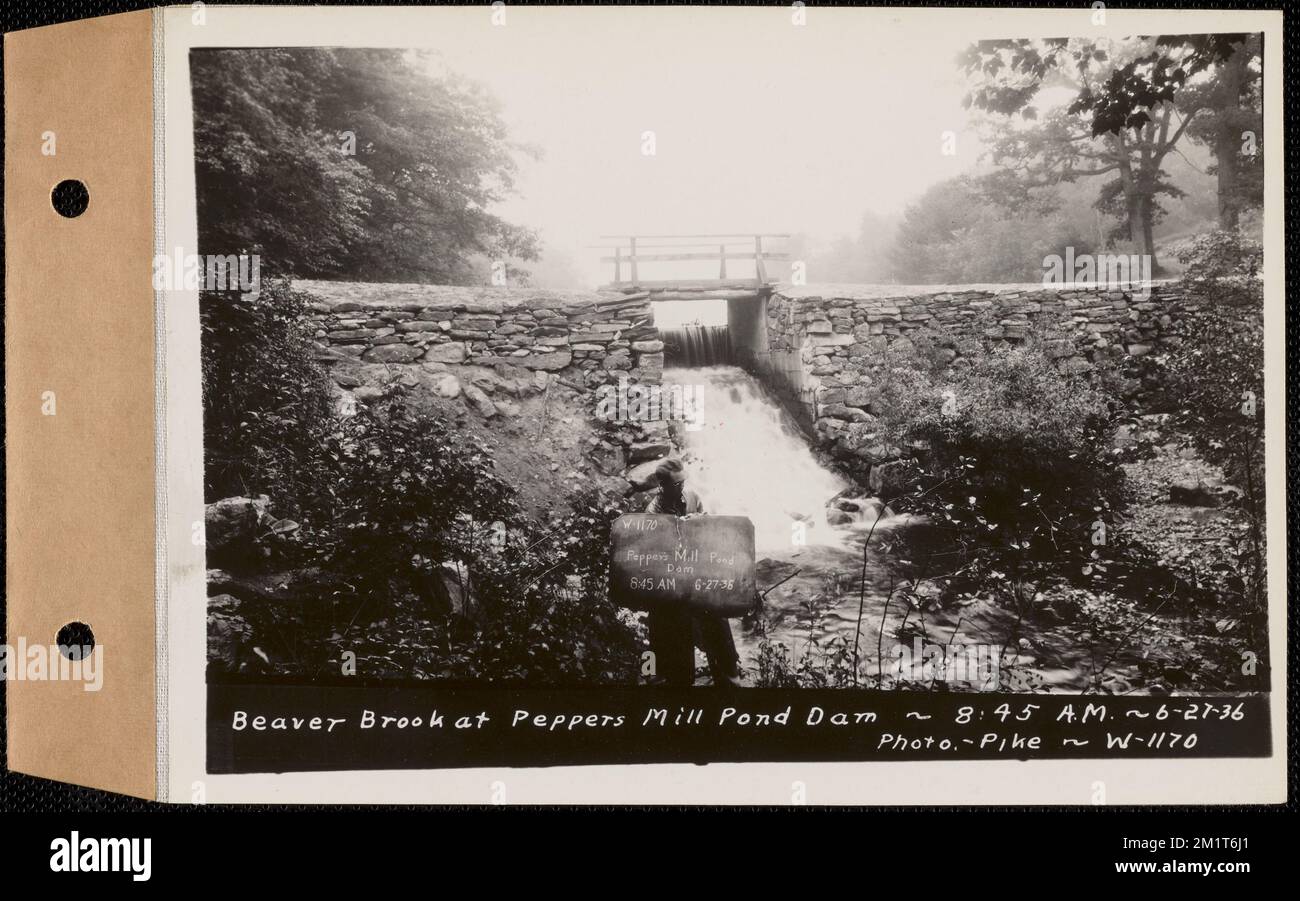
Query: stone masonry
760,281,1226,467
295,280,665,384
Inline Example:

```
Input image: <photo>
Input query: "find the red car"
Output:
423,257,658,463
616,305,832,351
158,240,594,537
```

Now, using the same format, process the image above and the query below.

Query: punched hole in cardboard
50,179,89,218
56,621,95,661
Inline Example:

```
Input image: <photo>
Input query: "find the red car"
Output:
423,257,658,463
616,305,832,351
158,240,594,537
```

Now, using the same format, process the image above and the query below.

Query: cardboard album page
5,5,1286,804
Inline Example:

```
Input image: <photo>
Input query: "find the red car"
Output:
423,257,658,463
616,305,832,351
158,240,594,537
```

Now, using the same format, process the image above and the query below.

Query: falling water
662,365,849,553
657,366,1128,692
662,326,733,367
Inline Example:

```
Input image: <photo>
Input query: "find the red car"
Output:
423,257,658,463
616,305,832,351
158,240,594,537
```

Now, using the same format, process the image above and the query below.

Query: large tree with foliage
192,48,538,284
960,35,1263,272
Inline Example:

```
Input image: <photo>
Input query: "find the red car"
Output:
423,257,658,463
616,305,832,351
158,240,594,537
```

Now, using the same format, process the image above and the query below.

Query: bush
1161,230,1266,613
875,341,1119,568
201,283,643,683
201,279,336,504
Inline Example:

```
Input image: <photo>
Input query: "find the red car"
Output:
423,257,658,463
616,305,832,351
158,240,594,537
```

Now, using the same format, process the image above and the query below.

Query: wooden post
719,243,727,280
613,246,621,284
629,237,639,285
754,235,767,284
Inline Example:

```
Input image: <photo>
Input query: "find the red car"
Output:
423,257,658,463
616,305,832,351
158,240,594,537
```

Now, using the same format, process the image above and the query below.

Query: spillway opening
653,298,733,367
663,325,733,367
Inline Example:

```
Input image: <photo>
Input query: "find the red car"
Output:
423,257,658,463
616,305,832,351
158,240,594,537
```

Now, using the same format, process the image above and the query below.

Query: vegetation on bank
204,281,641,684
752,230,1267,693
193,39,1268,692
205,229,1267,695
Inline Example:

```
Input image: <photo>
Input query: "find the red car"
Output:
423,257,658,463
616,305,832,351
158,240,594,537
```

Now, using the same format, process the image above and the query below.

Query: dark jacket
646,486,704,515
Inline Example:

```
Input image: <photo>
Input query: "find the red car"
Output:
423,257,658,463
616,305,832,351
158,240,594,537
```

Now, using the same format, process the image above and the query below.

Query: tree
960,34,1263,264
192,48,538,284
1176,36,1263,229
962,39,1189,272
888,175,1096,284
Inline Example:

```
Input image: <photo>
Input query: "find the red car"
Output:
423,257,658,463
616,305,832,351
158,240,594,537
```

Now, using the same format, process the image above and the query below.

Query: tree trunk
1138,193,1160,275
1213,47,1248,230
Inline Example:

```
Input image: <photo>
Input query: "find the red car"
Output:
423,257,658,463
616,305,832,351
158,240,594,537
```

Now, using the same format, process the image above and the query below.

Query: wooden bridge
596,233,789,297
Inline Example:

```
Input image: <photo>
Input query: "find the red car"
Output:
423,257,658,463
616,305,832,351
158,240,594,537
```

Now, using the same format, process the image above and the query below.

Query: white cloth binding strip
151,6,169,804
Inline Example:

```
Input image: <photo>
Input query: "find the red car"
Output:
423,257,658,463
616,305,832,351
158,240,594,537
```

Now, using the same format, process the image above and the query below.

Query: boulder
592,441,627,476
207,595,257,674
434,374,462,398
1169,479,1241,508
204,495,271,568
625,459,665,491
462,382,497,418
820,403,872,422
628,440,672,464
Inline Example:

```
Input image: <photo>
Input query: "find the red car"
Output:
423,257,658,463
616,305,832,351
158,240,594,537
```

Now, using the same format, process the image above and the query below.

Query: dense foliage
888,175,1099,284
961,34,1263,266
201,281,336,504
874,339,1120,572
1160,230,1266,613
202,283,641,684
192,48,538,283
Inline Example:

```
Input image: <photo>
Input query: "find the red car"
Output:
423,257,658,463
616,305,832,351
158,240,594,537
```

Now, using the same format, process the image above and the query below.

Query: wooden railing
595,234,790,288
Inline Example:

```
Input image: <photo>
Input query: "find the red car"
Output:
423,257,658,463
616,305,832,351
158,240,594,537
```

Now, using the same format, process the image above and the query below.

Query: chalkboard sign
609,514,756,617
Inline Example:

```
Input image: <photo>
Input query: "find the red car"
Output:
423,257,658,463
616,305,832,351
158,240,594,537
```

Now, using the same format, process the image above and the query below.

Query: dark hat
655,458,687,485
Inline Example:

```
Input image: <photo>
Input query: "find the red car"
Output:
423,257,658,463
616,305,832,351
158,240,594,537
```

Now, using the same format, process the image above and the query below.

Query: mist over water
662,365,849,553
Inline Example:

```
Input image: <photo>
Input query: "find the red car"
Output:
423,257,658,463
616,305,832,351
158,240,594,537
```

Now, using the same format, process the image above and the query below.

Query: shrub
201,279,336,504
1161,230,1266,613
201,283,643,683
875,341,1119,566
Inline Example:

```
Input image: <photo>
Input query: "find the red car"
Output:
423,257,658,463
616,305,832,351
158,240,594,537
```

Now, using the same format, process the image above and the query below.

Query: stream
661,364,1128,692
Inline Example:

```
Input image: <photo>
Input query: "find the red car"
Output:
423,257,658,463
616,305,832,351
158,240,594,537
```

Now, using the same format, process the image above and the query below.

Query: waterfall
662,325,733,367
661,365,850,553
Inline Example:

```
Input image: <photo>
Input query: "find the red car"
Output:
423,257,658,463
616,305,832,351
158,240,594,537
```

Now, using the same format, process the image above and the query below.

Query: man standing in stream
644,459,743,688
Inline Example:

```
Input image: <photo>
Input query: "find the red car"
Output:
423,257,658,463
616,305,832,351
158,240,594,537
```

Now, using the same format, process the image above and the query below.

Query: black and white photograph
0,1,1292,883
180,7,1280,781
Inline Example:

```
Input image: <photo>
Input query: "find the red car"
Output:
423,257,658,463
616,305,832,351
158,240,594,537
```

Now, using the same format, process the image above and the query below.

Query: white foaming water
663,366,849,553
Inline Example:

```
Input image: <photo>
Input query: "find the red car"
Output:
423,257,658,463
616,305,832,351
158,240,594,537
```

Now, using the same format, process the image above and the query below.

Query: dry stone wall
296,280,664,382
761,281,1218,466
293,280,674,481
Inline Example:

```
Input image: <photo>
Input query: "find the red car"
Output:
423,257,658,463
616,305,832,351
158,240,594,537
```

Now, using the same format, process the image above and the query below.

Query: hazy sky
420,8,983,286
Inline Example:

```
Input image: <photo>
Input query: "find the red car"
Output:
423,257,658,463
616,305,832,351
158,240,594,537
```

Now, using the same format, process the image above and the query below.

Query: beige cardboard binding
4,10,158,800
